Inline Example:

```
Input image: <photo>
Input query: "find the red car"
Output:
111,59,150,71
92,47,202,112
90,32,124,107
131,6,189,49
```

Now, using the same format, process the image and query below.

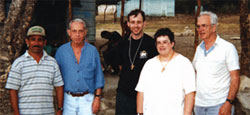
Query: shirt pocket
83,62,95,80
206,59,226,76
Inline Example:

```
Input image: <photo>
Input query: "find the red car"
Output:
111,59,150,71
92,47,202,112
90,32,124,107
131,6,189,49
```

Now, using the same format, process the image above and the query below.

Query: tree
0,0,37,114
240,0,250,78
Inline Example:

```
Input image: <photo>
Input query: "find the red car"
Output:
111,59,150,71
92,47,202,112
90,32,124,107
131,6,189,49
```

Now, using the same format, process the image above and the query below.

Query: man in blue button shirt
55,18,105,115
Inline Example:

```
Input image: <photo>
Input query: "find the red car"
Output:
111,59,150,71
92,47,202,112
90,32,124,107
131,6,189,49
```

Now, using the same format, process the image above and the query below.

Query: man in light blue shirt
55,18,105,115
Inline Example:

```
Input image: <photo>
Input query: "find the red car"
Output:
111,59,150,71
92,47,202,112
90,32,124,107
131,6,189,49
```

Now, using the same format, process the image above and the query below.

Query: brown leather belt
66,92,89,97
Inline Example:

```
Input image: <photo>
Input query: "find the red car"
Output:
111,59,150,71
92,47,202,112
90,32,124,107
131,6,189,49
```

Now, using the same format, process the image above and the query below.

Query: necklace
159,51,175,72
128,34,144,70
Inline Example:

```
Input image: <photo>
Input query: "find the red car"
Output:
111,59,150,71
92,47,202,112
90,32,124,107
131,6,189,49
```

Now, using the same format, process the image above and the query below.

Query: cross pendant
131,64,135,70
161,67,165,72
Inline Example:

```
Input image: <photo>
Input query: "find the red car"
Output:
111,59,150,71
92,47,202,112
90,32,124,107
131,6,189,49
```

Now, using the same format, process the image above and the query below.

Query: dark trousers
115,91,137,115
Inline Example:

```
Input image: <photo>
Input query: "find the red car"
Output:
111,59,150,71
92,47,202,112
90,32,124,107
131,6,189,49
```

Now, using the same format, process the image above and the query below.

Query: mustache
32,45,41,48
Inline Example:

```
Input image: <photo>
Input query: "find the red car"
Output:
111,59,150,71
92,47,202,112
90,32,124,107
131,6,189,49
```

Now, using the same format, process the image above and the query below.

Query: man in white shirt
193,11,240,115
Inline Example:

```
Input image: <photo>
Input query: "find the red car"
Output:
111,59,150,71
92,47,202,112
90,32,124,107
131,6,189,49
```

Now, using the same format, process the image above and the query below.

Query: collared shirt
5,50,64,115
200,41,216,56
192,35,240,107
55,41,105,93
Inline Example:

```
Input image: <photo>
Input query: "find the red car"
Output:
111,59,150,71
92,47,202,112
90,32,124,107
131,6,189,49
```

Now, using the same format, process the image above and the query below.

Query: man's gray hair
199,11,218,26
68,18,87,29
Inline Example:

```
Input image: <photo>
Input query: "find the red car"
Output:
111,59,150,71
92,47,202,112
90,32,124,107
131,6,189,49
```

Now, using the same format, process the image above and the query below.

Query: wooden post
121,0,125,37
68,0,72,21
104,4,107,22
114,6,117,23
194,0,201,52
139,0,142,10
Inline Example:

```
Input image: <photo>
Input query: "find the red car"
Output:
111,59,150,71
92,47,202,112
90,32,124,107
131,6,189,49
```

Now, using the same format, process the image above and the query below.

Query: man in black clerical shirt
115,9,158,115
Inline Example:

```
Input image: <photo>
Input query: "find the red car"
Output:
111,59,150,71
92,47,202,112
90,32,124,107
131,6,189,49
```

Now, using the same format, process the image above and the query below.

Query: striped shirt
5,50,64,115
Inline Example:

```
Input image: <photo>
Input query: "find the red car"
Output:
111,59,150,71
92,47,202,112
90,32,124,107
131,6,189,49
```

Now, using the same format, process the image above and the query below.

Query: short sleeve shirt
5,50,64,115
192,35,240,106
136,54,196,115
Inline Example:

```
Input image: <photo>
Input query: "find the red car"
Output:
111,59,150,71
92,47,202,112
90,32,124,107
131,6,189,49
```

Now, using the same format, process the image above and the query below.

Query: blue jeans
63,92,94,115
194,103,235,115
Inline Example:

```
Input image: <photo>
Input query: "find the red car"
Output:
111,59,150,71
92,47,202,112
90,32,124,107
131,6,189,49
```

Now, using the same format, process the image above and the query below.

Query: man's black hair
127,9,146,22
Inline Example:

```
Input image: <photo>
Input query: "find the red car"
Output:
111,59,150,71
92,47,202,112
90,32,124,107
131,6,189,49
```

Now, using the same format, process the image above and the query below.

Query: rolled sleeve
94,50,105,89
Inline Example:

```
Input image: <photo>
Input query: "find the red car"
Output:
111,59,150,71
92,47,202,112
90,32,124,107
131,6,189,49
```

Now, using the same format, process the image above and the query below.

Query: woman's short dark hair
154,28,175,43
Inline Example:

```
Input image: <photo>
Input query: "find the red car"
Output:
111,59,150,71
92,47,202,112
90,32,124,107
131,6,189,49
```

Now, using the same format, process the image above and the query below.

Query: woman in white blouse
135,28,196,115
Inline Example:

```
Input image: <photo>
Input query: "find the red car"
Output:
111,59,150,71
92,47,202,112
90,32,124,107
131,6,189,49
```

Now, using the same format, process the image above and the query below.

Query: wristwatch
226,99,235,105
95,94,102,98
57,107,63,111
137,113,143,115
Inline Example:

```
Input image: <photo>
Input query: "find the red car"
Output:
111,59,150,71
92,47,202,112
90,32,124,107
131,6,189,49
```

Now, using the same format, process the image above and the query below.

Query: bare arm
92,88,102,114
137,91,144,113
184,92,195,115
9,89,20,115
219,70,240,115
227,70,240,102
55,86,64,115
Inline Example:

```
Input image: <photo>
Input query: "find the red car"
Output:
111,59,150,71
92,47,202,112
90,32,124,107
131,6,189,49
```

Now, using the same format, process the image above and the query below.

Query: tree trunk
240,0,250,78
0,0,5,24
0,0,37,114
194,0,201,52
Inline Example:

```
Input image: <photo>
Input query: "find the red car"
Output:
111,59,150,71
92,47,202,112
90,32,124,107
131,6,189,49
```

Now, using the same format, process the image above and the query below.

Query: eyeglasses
196,24,214,30
156,40,171,46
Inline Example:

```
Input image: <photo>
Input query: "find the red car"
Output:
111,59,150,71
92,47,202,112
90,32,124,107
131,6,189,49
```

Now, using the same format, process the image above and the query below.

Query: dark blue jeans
115,91,137,115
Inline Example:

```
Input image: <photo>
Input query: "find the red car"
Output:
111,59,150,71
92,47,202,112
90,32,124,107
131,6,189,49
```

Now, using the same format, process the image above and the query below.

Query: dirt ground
95,14,241,61
95,14,242,114
1,14,242,115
